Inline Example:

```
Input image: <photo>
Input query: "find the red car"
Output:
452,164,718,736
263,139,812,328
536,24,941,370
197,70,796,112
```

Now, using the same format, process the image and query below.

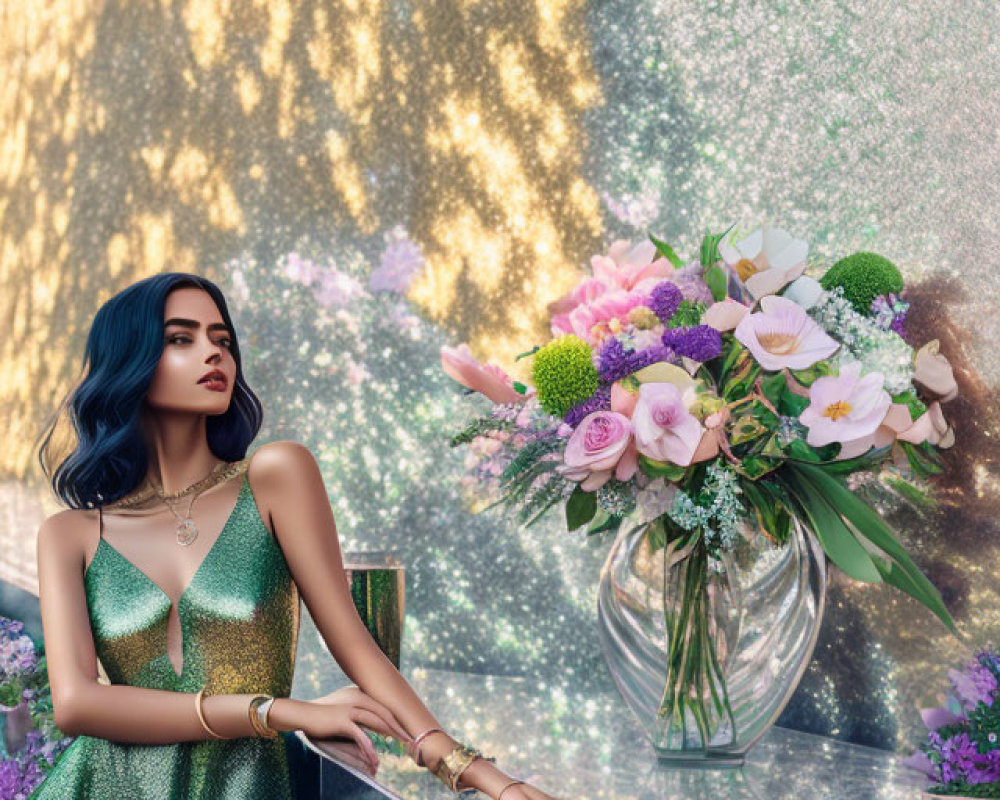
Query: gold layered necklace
105,458,248,547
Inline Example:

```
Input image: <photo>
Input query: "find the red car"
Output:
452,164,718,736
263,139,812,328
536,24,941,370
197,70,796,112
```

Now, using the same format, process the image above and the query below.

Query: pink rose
558,411,638,491
440,343,531,405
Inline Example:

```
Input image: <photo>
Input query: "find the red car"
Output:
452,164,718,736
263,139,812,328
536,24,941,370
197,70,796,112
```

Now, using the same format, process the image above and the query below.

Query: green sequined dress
30,466,311,799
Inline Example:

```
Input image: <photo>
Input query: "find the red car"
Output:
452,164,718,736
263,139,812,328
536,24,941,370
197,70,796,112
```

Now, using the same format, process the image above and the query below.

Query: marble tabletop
305,667,930,800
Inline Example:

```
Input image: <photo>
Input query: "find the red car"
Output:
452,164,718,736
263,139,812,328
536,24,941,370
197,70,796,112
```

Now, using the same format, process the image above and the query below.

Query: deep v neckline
93,473,248,612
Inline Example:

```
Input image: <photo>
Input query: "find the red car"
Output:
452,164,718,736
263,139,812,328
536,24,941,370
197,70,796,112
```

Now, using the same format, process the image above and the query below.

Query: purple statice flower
647,281,683,324
564,384,612,428
596,337,677,384
870,293,909,339
661,325,722,363
672,261,714,305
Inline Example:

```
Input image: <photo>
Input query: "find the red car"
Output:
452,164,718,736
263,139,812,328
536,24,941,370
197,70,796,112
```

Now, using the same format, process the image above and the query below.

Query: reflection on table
301,666,928,799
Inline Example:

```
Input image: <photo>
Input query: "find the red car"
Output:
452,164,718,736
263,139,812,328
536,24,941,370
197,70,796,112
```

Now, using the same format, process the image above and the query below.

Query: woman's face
144,286,236,416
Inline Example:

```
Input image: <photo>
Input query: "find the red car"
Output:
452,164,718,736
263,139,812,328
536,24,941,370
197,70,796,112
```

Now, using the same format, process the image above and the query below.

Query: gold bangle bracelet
498,779,526,799
194,688,227,740
433,744,484,792
248,694,278,739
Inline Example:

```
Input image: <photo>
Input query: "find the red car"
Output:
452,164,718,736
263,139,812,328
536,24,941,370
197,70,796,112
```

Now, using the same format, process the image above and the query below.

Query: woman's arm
35,509,310,743
249,441,517,797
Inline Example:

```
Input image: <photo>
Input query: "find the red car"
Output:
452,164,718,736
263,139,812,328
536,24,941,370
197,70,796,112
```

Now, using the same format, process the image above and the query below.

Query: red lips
198,369,228,387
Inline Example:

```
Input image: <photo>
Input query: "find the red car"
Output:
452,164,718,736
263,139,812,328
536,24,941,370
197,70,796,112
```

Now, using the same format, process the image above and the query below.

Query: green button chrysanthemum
820,251,904,315
531,334,600,418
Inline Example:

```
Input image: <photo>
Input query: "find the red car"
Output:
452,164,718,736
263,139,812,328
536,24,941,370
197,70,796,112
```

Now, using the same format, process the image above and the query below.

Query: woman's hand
298,685,413,774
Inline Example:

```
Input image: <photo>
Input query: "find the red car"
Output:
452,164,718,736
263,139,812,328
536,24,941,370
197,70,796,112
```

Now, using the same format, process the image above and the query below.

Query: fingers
349,723,379,774
354,696,412,743
349,707,397,741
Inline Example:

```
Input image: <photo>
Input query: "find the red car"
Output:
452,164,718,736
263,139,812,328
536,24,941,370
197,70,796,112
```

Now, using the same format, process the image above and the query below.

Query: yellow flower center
823,401,852,421
735,258,761,282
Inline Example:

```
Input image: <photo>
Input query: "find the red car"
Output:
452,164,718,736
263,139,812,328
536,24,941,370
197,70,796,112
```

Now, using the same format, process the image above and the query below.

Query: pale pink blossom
547,239,676,343
632,382,704,467
799,362,892,448
734,294,839,371
834,399,955,460
591,240,676,293
551,288,651,346
702,298,750,332
557,410,637,491
369,226,426,293
313,268,371,308
283,253,323,285
897,400,955,448
913,339,959,403
440,343,531,405
719,224,809,300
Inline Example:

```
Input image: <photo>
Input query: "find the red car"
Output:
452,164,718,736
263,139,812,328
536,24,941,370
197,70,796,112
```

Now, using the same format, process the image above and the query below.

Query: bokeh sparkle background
1,0,998,755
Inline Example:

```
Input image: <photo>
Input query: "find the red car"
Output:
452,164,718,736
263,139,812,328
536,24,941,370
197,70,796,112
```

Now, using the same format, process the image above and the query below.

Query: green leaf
899,441,944,479
718,337,746,380
638,454,688,481
566,484,598,531
785,439,839,463
730,414,768,445
735,455,782,480
809,445,892,474
704,263,728,302
792,463,959,636
698,223,737,267
514,346,541,361
649,233,685,269
588,511,624,536
758,372,786,408
782,471,883,583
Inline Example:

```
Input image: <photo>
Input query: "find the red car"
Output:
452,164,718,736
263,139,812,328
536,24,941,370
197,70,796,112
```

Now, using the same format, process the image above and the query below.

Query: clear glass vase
597,510,827,767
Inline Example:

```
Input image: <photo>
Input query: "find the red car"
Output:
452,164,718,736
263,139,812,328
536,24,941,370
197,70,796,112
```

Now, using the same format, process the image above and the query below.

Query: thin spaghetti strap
98,504,104,539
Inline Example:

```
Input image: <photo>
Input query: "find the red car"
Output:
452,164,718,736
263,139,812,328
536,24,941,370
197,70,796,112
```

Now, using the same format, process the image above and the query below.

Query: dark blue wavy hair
37,272,263,509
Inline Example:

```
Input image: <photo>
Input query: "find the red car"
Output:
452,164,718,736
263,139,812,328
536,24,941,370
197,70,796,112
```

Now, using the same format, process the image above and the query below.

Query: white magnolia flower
720,224,810,300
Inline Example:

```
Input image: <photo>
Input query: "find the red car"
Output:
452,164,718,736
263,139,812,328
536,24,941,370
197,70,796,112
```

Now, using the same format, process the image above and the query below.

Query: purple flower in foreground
672,261,714,305
647,281,683,324
597,337,677,384
564,384,612,428
661,325,723,363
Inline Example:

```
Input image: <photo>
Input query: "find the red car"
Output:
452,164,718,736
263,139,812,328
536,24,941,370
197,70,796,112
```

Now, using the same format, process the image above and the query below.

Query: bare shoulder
36,507,94,568
245,441,322,528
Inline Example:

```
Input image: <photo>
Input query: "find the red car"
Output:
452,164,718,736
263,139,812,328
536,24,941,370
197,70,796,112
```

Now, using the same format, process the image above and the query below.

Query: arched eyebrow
164,318,232,335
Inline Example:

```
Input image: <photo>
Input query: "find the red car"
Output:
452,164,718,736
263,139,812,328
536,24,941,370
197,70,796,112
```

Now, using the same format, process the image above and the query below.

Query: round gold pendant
176,519,199,547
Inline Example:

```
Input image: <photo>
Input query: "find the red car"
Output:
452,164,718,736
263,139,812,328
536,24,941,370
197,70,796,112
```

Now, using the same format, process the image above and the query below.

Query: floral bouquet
440,223,961,755
1,616,72,798
905,648,1000,797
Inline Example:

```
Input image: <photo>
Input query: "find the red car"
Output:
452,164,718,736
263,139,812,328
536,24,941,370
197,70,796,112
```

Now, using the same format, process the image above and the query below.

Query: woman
31,272,556,799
